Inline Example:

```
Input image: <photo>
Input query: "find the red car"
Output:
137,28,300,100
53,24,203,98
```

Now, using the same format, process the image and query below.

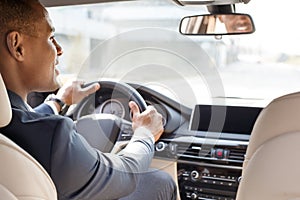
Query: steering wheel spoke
118,119,134,141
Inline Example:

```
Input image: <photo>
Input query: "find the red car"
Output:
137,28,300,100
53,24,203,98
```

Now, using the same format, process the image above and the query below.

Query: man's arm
50,117,154,200
33,102,55,114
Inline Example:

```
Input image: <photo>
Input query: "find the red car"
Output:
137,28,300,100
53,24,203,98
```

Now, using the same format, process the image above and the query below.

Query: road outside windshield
48,0,300,108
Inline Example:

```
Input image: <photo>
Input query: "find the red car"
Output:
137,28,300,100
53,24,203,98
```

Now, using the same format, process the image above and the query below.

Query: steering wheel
74,81,147,153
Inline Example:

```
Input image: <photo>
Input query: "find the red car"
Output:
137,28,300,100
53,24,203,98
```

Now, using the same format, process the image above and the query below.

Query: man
0,0,177,199
218,14,254,33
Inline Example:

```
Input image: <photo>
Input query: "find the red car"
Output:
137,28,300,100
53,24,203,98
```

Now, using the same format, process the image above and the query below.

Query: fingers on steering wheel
82,82,100,93
129,101,140,120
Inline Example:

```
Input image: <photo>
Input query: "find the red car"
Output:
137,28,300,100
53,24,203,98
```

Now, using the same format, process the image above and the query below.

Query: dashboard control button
155,141,166,152
190,193,198,200
191,170,200,181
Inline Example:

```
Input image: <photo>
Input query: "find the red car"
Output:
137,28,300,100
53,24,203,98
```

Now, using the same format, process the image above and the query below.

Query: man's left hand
56,81,100,106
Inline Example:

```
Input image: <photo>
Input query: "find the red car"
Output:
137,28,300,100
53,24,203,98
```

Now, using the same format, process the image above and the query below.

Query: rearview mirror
180,14,255,36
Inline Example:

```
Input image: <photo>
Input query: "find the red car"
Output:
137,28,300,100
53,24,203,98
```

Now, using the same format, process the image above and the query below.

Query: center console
155,104,262,200
156,138,247,200
178,162,241,200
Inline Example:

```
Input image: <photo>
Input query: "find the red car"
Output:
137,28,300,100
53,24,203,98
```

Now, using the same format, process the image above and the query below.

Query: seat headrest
245,92,300,161
0,74,12,127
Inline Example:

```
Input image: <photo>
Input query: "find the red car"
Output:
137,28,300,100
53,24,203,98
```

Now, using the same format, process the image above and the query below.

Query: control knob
155,141,166,152
191,193,198,200
191,170,200,181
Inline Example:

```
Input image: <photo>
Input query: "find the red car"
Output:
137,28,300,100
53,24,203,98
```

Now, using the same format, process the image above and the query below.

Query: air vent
177,144,211,158
228,148,245,162
176,142,247,166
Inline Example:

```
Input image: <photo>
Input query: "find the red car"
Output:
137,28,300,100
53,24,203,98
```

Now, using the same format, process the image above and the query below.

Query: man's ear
6,31,25,62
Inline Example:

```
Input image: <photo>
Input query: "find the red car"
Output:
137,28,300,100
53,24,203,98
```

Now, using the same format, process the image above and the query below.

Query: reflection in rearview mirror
180,14,255,36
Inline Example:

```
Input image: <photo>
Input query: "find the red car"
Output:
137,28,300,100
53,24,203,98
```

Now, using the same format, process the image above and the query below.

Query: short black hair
0,0,43,36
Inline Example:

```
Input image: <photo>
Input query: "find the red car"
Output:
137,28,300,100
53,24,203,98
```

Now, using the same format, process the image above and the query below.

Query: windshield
48,0,300,108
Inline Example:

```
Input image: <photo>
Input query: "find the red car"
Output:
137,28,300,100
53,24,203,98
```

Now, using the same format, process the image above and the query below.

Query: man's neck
0,72,28,102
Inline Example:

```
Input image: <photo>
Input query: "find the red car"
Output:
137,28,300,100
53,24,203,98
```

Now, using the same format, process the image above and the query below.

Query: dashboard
73,83,188,135
69,82,263,200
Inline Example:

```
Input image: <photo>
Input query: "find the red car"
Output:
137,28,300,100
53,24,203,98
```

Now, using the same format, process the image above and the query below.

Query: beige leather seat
0,74,57,200
236,92,300,200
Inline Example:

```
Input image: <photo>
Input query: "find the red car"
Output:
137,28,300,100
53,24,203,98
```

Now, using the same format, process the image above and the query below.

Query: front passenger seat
0,73,57,200
236,92,300,199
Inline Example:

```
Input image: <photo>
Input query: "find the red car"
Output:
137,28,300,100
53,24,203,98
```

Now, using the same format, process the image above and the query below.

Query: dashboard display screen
190,105,262,134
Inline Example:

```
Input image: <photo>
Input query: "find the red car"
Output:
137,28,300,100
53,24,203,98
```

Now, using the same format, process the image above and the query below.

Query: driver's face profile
219,15,253,33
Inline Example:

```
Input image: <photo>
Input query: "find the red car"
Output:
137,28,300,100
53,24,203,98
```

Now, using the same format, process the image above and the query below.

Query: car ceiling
40,0,136,7
40,0,250,7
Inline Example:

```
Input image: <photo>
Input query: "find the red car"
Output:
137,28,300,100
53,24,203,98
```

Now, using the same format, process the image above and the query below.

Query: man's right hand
129,101,164,142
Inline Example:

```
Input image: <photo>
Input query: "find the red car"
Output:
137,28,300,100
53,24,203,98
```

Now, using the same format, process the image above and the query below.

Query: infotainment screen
190,105,262,134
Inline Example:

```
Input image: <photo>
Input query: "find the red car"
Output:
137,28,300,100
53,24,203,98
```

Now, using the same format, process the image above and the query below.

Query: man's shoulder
0,108,76,172
8,107,74,134
14,107,70,120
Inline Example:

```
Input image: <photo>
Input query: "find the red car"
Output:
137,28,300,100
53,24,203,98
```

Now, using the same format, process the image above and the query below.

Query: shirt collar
7,90,34,112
